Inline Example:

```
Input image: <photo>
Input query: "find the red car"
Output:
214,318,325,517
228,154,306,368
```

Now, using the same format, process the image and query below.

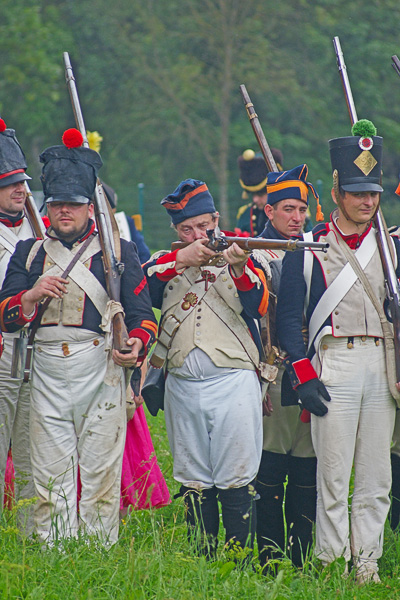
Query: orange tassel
316,202,324,222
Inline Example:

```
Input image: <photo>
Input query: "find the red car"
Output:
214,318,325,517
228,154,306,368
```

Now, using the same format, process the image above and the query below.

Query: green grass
2,410,400,599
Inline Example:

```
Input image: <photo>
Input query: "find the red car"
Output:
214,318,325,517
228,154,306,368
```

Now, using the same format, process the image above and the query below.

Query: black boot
256,451,288,567
390,453,400,531
285,456,317,567
181,485,219,559
218,482,257,559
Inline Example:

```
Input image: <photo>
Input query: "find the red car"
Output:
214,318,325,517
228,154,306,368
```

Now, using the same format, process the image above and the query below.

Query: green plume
351,119,377,137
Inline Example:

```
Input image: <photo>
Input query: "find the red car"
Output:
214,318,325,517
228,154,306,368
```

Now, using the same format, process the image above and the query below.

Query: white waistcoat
314,228,388,338
160,265,260,371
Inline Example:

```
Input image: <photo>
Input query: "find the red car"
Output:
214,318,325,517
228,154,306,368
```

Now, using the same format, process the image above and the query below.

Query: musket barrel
239,84,278,172
333,37,358,125
63,52,89,147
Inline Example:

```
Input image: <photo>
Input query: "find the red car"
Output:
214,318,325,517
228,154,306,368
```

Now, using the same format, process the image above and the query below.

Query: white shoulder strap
307,229,377,351
303,231,314,315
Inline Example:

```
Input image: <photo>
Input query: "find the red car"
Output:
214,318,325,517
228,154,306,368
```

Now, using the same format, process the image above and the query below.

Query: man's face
47,201,94,242
252,192,268,210
175,213,219,243
333,189,379,225
264,198,307,238
0,181,27,216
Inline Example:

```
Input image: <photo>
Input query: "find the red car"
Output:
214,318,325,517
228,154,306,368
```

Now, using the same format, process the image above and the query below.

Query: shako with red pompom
0,118,31,187
62,128,84,149
0,118,6,133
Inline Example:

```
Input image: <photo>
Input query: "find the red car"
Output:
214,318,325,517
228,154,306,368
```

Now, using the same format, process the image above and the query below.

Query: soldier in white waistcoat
143,179,269,559
0,117,41,530
276,120,400,584
0,129,157,545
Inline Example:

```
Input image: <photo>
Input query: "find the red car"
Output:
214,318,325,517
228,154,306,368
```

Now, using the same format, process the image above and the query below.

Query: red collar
330,215,372,249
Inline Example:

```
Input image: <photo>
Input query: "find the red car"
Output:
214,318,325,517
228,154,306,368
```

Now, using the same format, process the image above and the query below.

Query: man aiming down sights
143,179,269,558
0,129,157,545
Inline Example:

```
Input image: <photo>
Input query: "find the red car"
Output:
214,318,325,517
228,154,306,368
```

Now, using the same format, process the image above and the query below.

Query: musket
24,182,45,239
239,84,278,173
333,36,400,383
171,229,329,254
63,52,130,353
391,55,400,78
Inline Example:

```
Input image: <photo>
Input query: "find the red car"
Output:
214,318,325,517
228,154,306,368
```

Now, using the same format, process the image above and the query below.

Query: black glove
296,379,331,417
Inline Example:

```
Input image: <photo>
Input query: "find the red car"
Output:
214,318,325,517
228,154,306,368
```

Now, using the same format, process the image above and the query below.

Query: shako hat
40,128,103,204
161,179,216,225
329,119,383,193
266,164,318,206
238,148,283,194
0,118,31,188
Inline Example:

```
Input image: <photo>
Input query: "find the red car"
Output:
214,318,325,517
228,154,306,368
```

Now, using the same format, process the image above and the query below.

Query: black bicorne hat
40,129,103,204
329,120,383,193
0,118,31,188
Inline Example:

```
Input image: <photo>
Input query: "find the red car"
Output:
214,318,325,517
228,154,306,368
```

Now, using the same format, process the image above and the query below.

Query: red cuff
129,328,153,363
8,291,38,325
155,250,182,281
292,358,318,387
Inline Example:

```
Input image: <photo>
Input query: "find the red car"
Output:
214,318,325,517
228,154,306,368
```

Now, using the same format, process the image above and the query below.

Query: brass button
234,293,239,298
375,339,380,346
222,277,227,281
78,297,83,302
335,325,339,329
324,256,328,261
62,343,70,357
77,307,82,312
322,344,328,350
335,311,339,315
347,342,353,349
327,269,330,274
174,278,179,283
228,284,233,289
93,339,100,346
361,336,366,342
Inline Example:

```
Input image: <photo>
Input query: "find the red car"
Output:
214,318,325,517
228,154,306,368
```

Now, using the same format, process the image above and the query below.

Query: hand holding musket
63,52,130,353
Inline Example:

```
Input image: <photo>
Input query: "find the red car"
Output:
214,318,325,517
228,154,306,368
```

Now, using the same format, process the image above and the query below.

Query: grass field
2,408,400,599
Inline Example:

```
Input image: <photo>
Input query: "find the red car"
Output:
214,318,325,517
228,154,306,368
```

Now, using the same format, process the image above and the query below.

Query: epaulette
236,203,251,220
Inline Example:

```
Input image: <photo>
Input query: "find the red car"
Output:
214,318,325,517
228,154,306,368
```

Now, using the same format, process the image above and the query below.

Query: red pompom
0,119,7,132
62,128,84,149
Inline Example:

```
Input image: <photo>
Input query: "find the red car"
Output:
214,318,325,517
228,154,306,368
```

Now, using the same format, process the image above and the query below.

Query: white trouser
30,329,126,545
0,331,35,530
165,368,262,490
311,336,396,563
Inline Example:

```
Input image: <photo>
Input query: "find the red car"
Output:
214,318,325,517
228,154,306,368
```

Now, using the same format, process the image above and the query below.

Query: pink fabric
4,449,15,510
120,405,170,510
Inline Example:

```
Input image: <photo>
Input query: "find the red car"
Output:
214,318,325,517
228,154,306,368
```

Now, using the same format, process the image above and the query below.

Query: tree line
1,0,400,247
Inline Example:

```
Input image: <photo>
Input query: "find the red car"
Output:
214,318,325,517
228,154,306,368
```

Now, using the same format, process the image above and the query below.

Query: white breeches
30,329,125,545
164,368,262,490
0,332,34,529
311,336,396,563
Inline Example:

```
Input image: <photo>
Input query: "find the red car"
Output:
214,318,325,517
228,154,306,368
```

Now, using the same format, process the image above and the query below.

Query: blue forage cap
266,164,319,207
161,179,216,225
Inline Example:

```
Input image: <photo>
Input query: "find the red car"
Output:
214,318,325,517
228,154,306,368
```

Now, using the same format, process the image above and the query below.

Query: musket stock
63,52,130,354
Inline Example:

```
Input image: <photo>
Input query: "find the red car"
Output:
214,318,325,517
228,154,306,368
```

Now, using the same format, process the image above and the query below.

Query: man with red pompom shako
0,128,158,546
0,117,43,532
